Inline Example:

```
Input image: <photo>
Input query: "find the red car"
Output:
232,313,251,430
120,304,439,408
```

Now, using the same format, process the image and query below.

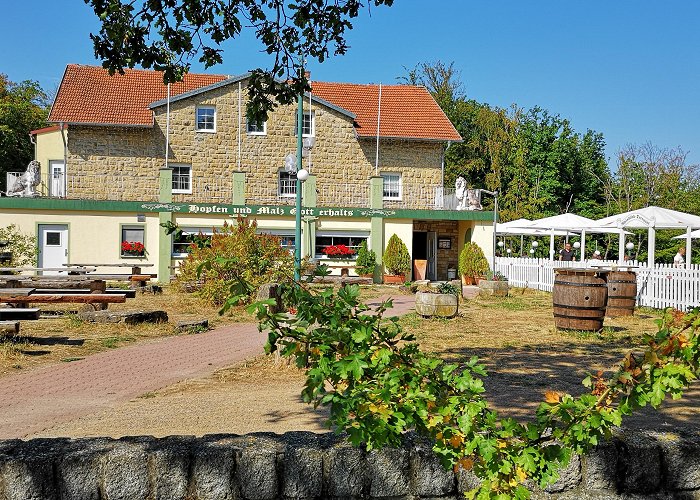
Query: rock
280,432,323,498
256,283,283,313
415,291,459,318
323,437,366,496
409,435,455,495
0,321,19,336
175,319,209,333
367,447,410,497
478,280,509,296
616,432,662,494
78,310,168,324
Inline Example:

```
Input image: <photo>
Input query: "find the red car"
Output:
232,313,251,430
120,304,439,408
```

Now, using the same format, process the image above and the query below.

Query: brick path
0,294,415,439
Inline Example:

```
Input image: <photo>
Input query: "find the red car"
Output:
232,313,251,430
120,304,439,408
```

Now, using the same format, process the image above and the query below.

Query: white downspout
60,123,68,197
374,83,382,175
165,83,171,169
237,81,242,171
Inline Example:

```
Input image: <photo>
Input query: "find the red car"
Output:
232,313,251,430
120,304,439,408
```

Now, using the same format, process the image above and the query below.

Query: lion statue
7,160,41,197
455,176,468,210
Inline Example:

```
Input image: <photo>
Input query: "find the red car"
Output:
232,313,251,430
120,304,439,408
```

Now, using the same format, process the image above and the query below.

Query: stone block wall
1,430,699,499
65,80,445,207
414,220,459,280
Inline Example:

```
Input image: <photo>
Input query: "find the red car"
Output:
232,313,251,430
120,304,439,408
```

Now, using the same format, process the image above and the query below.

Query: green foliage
0,224,37,266
354,240,376,276
251,270,700,498
383,234,411,276
175,217,294,306
436,282,460,295
459,242,490,279
85,0,394,123
0,75,49,191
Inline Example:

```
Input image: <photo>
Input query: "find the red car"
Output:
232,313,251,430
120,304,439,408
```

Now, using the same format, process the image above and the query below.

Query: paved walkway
0,294,415,439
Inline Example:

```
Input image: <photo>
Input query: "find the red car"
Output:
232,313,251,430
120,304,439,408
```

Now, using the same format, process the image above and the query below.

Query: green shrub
0,224,37,266
354,240,376,276
458,242,490,280
383,234,410,276
175,217,294,305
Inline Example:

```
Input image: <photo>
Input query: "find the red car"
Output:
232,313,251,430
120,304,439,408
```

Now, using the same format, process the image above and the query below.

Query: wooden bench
0,308,40,321
33,288,137,298
129,274,152,289
0,294,126,305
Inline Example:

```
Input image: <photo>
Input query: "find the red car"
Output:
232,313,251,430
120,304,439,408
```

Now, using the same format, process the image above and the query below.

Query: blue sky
2,1,699,166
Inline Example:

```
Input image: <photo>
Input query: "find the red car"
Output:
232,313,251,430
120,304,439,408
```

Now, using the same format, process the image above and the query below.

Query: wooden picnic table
66,263,154,275
0,267,97,274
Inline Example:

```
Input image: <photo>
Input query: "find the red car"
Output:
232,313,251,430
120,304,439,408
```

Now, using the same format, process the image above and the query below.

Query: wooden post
90,280,107,310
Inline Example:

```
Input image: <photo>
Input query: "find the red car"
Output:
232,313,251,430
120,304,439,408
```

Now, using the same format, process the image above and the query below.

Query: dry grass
34,285,697,440
0,285,253,377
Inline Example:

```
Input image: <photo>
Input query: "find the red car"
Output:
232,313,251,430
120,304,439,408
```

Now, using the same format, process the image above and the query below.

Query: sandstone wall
64,81,444,206
1,430,697,499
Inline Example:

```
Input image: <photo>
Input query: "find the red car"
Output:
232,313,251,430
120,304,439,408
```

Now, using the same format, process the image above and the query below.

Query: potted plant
458,242,489,285
415,281,460,318
478,270,509,296
354,240,376,277
383,234,410,284
121,240,146,258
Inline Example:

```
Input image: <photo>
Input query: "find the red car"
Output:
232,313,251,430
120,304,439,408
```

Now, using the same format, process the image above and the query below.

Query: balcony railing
4,171,468,211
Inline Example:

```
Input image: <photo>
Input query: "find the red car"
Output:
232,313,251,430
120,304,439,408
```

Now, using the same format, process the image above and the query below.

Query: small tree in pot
383,234,410,284
354,240,376,277
458,242,490,285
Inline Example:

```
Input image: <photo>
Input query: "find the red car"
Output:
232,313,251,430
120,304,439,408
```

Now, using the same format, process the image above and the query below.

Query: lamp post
294,90,305,281
479,189,498,271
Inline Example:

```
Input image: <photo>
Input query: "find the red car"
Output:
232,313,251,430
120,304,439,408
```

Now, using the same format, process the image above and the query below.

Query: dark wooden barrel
606,271,637,317
553,269,608,331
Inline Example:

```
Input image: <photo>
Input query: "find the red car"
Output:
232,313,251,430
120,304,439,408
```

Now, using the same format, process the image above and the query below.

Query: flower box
322,244,355,258
121,240,145,257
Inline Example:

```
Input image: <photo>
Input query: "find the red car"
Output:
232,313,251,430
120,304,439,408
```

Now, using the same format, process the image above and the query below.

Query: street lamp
479,189,498,271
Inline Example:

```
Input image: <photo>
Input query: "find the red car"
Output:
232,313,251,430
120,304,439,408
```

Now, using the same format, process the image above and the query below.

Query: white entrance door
49,161,65,197
426,231,437,281
38,225,68,274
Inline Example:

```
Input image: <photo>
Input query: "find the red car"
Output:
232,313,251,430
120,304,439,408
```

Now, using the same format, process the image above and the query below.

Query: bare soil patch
32,287,698,439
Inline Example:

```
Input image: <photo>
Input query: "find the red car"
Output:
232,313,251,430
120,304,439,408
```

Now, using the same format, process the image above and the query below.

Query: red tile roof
50,65,461,141
30,125,62,135
49,65,227,126
311,82,462,142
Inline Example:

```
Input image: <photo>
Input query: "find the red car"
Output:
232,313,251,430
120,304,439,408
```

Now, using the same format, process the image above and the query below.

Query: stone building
0,64,494,282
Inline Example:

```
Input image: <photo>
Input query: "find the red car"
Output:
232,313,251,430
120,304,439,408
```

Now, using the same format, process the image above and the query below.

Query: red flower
322,244,355,257
122,241,145,255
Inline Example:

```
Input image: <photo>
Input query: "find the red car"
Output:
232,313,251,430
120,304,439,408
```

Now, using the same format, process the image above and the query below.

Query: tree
0,75,49,191
84,0,394,122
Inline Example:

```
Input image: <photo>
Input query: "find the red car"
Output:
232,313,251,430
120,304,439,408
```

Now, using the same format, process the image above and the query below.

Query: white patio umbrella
497,218,575,257
596,206,700,268
673,229,700,239
514,213,627,261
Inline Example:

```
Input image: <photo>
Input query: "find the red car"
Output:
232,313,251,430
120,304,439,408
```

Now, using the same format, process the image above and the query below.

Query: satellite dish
284,153,297,173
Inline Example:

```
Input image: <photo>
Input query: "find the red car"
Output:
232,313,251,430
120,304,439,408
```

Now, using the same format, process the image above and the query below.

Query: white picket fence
495,257,700,311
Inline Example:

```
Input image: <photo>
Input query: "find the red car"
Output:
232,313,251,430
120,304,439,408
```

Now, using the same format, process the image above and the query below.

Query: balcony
4,171,463,211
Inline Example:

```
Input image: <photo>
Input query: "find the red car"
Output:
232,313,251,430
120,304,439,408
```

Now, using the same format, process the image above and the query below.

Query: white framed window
247,118,267,135
315,232,369,259
278,171,298,197
121,225,145,257
172,164,192,194
258,229,296,254
172,226,219,257
381,173,402,200
195,106,216,132
295,111,315,137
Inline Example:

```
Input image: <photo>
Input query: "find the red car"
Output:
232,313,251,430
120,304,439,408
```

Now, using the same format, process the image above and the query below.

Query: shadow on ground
441,340,700,432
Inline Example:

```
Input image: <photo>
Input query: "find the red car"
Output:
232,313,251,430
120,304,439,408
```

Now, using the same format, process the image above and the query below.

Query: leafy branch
250,276,700,499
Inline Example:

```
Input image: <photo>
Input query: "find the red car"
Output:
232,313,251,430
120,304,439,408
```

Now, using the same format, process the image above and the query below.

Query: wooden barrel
553,269,608,331
606,271,637,317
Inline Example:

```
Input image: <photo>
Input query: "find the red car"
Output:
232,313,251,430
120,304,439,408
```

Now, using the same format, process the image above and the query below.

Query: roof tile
50,65,462,141
49,65,226,126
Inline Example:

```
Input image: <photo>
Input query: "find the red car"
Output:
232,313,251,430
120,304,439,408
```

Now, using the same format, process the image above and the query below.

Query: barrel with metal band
605,270,637,317
553,268,608,331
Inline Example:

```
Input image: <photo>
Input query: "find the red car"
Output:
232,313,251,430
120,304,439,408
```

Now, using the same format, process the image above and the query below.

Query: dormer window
195,106,216,132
